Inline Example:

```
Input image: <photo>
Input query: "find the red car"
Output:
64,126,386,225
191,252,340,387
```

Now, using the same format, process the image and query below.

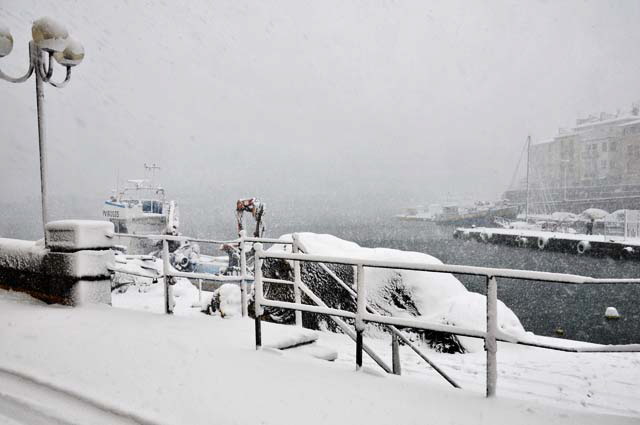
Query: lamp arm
48,66,71,88
43,51,54,81
0,47,35,83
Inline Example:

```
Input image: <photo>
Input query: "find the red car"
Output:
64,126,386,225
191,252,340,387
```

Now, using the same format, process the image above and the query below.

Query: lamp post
0,18,84,237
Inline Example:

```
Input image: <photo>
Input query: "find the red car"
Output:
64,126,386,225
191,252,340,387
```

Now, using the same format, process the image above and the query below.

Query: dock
453,227,640,259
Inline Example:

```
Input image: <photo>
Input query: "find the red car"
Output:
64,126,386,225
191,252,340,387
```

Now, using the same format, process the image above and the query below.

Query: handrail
109,231,640,397
113,232,241,245
259,250,640,284
113,232,294,246
109,232,295,315
295,238,460,387
252,239,640,399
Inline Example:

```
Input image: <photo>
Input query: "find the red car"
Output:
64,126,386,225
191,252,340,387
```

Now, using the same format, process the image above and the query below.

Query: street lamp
0,17,84,237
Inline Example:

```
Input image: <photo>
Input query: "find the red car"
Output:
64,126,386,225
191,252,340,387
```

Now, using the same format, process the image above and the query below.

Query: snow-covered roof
574,115,638,130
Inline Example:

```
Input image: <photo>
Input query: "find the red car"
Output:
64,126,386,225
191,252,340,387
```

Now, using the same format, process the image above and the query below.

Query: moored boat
103,166,179,254
434,201,518,226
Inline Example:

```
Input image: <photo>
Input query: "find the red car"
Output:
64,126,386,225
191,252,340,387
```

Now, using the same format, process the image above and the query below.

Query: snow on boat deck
1,287,639,424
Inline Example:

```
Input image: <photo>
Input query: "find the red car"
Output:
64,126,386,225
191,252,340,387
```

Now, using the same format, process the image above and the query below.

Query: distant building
504,104,640,213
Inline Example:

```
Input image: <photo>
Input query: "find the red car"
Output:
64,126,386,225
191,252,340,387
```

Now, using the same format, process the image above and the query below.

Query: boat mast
525,135,531,220
144,163,161,187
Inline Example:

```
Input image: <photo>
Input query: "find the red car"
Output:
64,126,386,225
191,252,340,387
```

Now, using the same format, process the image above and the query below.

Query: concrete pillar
0,220,114,305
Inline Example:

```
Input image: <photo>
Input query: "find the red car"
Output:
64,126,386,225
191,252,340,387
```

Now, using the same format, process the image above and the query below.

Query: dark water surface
266,216,640,345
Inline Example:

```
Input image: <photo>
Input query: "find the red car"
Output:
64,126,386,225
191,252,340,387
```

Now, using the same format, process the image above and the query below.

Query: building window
601,160,607,169
610,141,617,151
602,142,607,152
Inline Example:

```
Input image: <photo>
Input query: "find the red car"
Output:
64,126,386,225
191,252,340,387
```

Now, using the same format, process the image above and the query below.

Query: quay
453,227,640,259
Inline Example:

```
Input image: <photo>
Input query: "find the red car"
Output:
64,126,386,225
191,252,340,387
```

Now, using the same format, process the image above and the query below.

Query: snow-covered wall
0,220,114,305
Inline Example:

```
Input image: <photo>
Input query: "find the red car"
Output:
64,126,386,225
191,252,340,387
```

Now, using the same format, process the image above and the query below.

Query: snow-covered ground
1,234,639,424
1,280,639,424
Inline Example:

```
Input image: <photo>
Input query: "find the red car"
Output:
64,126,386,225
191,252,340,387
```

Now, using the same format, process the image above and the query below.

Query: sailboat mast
525,135,531,220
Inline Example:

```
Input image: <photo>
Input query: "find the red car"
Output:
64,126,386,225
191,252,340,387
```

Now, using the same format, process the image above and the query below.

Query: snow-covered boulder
263,233,526,353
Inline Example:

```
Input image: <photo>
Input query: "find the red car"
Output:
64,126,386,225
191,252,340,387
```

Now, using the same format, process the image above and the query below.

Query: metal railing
252,239,640,398
109,230,292,315
109,230,640,397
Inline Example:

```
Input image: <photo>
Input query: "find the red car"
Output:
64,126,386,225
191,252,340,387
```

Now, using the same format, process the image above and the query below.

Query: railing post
239,230,248,317
162,239,174,315
292,233,302,327
355,263,366,370
485,276,498,397
254,243,264,350
392,333,402,375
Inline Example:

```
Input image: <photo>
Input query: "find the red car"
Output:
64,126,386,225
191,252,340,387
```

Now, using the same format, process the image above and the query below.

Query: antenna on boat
144,163,161,187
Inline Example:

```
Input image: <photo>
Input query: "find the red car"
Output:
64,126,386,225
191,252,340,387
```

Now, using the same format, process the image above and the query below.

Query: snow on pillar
0,220,114,305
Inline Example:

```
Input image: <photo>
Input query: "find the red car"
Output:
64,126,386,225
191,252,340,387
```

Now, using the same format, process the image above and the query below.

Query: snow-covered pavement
1,285,639,424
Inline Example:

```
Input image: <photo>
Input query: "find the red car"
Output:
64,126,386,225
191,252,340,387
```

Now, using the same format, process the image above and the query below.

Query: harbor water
263,215,640,345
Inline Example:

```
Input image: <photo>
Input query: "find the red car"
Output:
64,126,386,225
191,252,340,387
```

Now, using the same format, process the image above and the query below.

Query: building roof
574,115,638,130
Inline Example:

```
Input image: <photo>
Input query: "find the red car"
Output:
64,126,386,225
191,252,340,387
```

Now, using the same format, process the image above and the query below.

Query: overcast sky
1,0,640,236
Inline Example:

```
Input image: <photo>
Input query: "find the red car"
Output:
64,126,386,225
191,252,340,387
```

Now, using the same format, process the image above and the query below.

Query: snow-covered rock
266,233,526,353
605,306,620,320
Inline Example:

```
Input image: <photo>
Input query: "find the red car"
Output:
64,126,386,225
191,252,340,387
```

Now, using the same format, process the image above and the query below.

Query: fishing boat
102,164,179,254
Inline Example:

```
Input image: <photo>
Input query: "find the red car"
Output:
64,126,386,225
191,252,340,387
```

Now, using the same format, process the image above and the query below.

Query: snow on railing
251,239,640,399
294,237,457,385
109,230,292,316
109,231,640,398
